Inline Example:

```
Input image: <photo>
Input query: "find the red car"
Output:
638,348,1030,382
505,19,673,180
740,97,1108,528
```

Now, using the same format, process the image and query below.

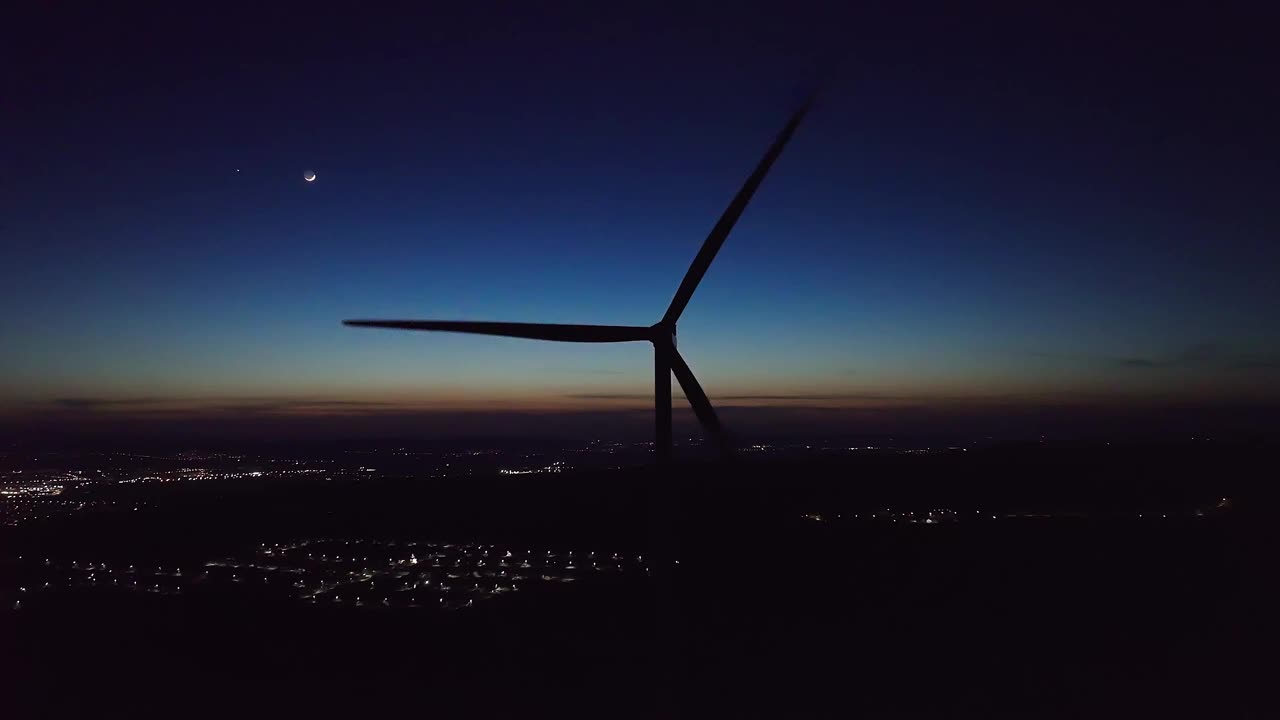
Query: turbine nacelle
649,322,676,348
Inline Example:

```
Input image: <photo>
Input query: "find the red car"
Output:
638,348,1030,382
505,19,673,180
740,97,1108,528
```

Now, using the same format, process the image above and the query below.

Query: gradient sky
4,3,1278,436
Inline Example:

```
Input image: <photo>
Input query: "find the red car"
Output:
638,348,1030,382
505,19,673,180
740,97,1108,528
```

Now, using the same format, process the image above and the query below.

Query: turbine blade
667,344,731,455
663,96,816,325
344,320,651,343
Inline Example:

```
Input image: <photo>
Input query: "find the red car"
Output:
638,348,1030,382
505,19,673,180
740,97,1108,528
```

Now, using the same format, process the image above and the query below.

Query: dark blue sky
4,3,1278,436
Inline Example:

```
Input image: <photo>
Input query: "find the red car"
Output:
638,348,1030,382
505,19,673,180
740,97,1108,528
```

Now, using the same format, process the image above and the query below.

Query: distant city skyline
5,4,1278,435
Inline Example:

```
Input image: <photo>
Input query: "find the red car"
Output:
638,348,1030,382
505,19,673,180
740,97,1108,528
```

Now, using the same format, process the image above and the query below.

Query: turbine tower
345,99,813,462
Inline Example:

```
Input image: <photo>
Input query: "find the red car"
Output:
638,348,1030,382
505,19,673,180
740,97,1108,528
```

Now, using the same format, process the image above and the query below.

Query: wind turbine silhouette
345,99,813,462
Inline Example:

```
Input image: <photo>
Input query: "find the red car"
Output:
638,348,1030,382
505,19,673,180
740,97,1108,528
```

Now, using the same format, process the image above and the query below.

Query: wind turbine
345,99,813,462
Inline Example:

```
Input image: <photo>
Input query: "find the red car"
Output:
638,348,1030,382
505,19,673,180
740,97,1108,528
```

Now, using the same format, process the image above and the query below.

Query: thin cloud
210,399,399,415
1027,343,1280,372
1116,343,1280,371
564,368,627,376
717,393,916,401
568,392,922,402
53,397,164,409
45,397,397,415
719,404,926,414
1237,354,1280,370
1117,357,1165,368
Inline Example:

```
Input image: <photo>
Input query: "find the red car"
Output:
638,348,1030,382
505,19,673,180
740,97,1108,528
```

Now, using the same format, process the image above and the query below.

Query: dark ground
1,445,1271,717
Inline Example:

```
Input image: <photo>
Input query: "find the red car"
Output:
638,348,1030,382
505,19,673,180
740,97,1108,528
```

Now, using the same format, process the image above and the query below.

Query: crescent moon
304,171,316,182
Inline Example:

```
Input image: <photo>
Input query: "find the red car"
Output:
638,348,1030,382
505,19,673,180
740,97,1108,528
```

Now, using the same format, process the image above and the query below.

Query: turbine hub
650,322,676,347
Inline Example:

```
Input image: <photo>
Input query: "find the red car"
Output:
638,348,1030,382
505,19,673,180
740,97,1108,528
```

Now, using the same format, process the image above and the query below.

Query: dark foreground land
2,445,1270,717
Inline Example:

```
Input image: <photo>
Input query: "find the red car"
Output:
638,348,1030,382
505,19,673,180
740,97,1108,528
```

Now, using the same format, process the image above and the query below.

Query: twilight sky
3,3,1278,437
